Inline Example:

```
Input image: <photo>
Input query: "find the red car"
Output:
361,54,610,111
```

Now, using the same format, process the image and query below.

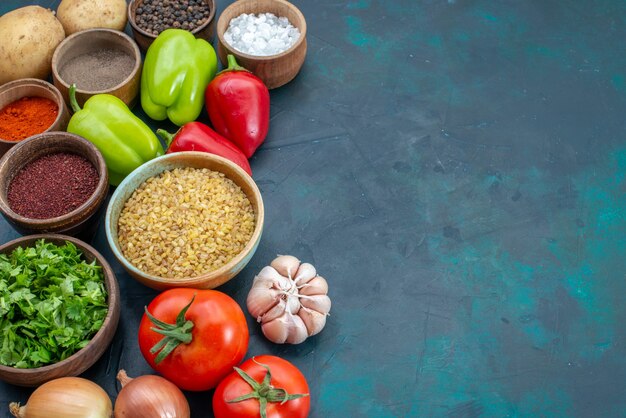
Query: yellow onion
9,377,112,418
114,370,190,418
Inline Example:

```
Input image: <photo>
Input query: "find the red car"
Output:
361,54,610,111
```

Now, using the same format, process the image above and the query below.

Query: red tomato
213,355,310,418
138,288,249,391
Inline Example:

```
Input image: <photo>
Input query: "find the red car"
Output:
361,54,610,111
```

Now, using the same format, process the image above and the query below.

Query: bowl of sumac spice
0,132,109,238
0,78,70,157
128,0,216,52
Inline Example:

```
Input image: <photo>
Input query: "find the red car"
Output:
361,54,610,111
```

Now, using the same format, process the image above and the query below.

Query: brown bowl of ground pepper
128,0,216,52
0,78,70,158
0,132,109,238
52,28,142,109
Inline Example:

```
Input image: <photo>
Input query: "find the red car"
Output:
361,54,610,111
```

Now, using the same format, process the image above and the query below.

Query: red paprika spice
0,96,58,142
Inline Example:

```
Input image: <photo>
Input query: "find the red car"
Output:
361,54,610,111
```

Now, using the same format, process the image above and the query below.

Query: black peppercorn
134,0,211,34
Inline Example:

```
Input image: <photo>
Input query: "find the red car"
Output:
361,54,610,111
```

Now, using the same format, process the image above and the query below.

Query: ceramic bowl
105,151,264,291
0,79,70,157
0,132,109,237
128,0,216,52
51,28,142,108
0,234,120,387
217,0,307,89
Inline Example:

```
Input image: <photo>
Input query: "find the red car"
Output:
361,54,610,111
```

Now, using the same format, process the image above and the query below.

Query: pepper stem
69,84,82,113
218,54,251,75
145,295,196,364
156,128,176,147
226,358,309,418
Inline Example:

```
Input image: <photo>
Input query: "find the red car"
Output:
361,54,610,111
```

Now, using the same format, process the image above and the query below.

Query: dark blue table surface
2,1,626,417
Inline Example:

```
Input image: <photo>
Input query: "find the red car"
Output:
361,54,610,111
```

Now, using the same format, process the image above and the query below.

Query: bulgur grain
118,167,255,278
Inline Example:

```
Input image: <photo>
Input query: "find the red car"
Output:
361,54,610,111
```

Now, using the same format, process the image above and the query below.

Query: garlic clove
261,298,288,322
293,263,317,284
299,276,328,296
254,266,284,283
287,293,301,314
300,294,332,314
251,276,276,289
286,314,308,344
275,274,293,291
271,255,301,279
299,308,328,336
246,286,281,320
262,316,290,344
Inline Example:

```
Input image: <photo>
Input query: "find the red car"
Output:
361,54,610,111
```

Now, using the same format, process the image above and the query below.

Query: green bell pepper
141,29,217,126
67,85,164,186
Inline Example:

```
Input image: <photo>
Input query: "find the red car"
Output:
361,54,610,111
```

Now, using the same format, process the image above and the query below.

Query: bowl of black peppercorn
128,0,216,52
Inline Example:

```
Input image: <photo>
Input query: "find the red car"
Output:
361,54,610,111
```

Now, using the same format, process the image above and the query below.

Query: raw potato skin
0,6,65,85
57,0,127,35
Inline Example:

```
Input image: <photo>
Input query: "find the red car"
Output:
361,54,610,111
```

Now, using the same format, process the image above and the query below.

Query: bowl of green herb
0,234,120,387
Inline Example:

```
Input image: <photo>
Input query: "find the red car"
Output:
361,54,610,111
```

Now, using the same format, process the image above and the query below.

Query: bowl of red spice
0,132,109,238
0,78,70,157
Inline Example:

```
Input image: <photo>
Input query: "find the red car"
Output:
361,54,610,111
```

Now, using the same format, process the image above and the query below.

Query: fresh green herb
0,239,108,368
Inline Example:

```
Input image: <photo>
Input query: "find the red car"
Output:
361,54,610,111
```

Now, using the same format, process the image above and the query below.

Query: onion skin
247,255,331,344
114,370,190,418
9,377,112,418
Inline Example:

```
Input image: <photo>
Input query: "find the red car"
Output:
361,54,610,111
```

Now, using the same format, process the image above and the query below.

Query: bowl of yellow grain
105,151,264,290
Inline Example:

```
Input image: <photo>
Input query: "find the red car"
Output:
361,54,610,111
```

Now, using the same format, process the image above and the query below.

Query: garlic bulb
247,255,331,344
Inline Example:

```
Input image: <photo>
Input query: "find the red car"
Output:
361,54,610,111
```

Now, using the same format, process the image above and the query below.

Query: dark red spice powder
7,153,99,219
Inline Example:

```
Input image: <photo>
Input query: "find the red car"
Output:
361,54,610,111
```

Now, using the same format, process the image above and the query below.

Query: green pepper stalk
67,84,164,186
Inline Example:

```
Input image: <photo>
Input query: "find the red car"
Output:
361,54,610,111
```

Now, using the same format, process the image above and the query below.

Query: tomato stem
226,358,309,418
144,295,196,364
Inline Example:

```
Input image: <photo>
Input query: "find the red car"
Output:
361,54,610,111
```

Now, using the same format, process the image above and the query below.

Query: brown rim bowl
105,151,264,291
51,28,142,109
0,132,109,237
0,234,120,387
217,0,307,89
0,79,70,158
128,0,216,52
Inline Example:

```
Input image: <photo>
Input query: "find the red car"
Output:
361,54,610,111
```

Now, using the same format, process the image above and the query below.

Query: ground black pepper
7,153,99,219
59,49,135,92
135,0,211,35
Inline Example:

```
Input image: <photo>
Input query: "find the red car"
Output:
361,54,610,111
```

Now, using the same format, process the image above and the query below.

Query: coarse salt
224,12,300,56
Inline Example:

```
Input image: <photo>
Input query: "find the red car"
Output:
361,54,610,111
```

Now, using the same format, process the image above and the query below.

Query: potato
57,0,128,36
0,6,65,85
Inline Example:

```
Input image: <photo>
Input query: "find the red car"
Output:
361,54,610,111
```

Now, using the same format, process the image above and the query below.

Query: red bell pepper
204,55,270,158
157,121,252,176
